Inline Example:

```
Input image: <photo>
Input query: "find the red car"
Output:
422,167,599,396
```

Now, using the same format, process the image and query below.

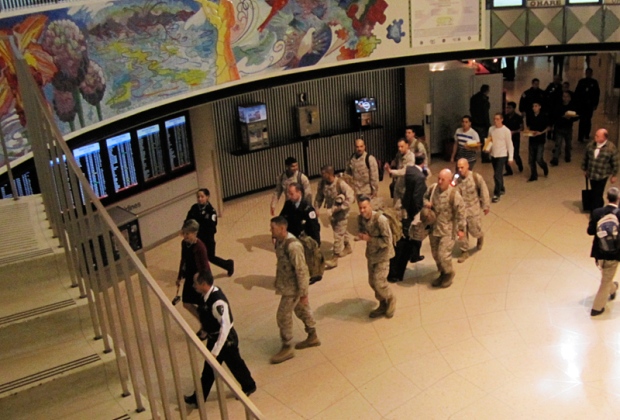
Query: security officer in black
279,182,321,245
184,271,256,406
186,188,234,276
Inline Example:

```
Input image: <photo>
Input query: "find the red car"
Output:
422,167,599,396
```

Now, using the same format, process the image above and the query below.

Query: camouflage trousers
430,235,455,275
367,260,393,302
459,215,483,252
276,295,316,345
330,214,350,255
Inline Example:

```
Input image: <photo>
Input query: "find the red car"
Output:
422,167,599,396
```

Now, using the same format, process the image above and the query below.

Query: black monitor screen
136,124,166,182
165,115,192,170
354,98,377,113
73,142,108,198
0,170,38,198
106,132,138,193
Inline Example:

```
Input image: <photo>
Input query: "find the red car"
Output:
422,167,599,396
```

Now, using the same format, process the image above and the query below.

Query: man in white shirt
488,113,514,203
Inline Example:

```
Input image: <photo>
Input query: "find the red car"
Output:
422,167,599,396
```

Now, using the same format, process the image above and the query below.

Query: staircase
0,195,148,419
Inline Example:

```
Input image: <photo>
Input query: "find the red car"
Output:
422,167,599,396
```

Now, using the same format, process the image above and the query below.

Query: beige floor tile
438,337,495,371
383,328,438,365
261,362,354,418
423,317,472,349
312,391,381,420
418,373,487,416
395,350,453,391
462,292,506,317
358,367,421,416
330,342,393,387
419,296,468,325
457,359,516,393
450,394,520,419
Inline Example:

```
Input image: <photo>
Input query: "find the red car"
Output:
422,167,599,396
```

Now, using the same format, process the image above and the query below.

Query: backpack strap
449,186,456,207
472,172,482,198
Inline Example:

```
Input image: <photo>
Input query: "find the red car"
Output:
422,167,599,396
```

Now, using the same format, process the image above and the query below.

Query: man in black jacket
388,154,427,282
587,187,620,316
470,84,491,140
184,271,256,406
280,183,321,245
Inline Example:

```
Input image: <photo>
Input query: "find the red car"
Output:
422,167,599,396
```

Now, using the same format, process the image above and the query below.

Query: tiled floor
144,55,620,418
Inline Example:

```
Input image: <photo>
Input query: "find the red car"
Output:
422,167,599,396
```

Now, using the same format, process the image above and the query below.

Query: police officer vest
198,288,234,336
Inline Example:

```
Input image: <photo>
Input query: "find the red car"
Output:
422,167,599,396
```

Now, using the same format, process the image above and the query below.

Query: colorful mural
0,0,398,166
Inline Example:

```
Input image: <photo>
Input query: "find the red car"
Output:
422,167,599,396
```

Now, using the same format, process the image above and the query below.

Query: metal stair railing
10,36,263,420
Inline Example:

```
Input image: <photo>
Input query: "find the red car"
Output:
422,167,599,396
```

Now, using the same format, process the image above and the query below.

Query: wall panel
212,69,405,199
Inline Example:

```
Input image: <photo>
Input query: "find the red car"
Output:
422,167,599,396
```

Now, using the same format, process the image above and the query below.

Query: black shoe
543,167,549,177
611,282,618,300
388,277,401,283
591,308,605,317
527,178,537,183
518,164,524,172
184,393,198,406
244,385,257,397
503,172,513,176
500,189,506,196
409,255,425,263
309,275,322,285
550,159,558,167
227,260,235,277
565,157,571,163
492,196,500,203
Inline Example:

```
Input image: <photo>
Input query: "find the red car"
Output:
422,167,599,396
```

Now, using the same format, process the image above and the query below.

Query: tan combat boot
457,251,469,263
295,329,321,349
432,272,445,288
441,272,455,288
476,237,484,250
369,300,387,318
339,242,353,257
385,296,397,318
270,344,294,364
324,257,338,269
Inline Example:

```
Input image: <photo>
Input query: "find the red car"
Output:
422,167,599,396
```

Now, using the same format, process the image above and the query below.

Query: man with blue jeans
488,113,514,203
526,102,550,182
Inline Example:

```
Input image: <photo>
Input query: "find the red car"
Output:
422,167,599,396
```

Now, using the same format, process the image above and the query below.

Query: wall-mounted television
238,103,267,124
354,98,377,113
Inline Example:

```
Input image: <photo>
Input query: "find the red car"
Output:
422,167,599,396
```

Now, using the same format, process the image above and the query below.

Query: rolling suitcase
582,177,594,212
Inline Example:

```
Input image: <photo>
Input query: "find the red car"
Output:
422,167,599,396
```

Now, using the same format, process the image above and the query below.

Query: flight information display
73,143,108,198
0,171,36,198
165,115,192,170
106,132,138,193
137,124,166,181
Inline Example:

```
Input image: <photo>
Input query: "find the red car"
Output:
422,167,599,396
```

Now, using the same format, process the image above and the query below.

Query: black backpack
596,208,620,255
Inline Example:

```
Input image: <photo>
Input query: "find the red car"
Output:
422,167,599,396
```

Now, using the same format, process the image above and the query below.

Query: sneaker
492,196,500,203
457,252,469,263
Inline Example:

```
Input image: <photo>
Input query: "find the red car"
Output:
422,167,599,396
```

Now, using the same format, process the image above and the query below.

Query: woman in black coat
186,188,234,276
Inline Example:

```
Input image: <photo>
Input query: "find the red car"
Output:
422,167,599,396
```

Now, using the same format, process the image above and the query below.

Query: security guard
184,271,256,406
279,182,321,245
186,188,234,276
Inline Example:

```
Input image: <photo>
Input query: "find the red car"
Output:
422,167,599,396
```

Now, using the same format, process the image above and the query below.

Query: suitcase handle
585,176,590,191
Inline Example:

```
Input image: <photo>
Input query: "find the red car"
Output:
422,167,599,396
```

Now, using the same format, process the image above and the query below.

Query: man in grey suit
388,153,427,282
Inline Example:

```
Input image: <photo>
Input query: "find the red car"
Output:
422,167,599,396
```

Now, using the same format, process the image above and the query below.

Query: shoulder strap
297,171,302,185
365,153,371,170
472,172,482,197
450,187,456,207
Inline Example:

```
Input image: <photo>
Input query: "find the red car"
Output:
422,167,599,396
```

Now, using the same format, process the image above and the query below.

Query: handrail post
0,128,18,200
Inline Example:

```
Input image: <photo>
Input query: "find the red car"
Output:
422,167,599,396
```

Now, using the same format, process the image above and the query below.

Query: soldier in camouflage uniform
385,139,415,209
455,158,490,263
357,196,397,319
345,139,379,198
405,126,428,162
315,165,355,258
423,169,466,288
269,216,320,364
270,157,312,216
